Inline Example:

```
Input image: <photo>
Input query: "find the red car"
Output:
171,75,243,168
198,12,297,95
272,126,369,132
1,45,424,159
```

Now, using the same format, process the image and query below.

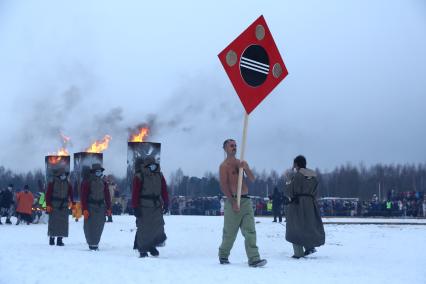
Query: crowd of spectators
4,183,425,219
319,191,426,217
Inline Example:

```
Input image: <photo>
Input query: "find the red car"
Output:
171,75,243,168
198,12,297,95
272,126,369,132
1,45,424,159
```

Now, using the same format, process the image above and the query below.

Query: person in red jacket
46,168,74,246
81,164,112,251
16,185,34,225
132,156,169,258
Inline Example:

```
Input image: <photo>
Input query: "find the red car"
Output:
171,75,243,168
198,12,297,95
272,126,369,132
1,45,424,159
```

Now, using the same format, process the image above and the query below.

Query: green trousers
218,198,260,262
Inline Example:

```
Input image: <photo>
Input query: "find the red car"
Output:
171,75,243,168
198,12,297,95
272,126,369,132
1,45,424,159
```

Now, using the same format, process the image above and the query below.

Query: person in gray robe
46,168,74,246
81,163,112,250
284,155,325,258
131,157,169,258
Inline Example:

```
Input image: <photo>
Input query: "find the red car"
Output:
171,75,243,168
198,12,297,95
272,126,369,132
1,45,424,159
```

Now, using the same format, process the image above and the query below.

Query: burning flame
129,127,149,142
85,135,112,153
48,147,70,164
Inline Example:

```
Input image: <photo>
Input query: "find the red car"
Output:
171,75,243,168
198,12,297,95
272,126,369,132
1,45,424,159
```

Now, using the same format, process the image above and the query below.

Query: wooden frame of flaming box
127,142,161,195
45,156,71,183
72,152,103,201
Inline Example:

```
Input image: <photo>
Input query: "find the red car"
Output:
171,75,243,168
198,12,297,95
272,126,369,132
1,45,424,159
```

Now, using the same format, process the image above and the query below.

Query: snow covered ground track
0,215,425,284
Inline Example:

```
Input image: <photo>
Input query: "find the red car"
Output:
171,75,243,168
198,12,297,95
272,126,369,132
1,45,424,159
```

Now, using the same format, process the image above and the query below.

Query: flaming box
72,152,103,200
126,142,161,195
45,156,71,183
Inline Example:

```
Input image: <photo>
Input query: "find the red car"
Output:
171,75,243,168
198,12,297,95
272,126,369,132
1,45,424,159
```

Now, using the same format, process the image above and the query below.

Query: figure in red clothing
132,156,169,258
46,168,74,246
81,163,112,251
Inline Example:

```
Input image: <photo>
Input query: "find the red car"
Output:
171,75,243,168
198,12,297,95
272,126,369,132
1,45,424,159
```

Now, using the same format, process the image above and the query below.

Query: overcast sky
0,0,425,178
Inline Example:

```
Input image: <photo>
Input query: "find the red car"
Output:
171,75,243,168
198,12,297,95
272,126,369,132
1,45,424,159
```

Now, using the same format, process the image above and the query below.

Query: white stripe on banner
241,56,270,68
240,63,269,74
239,59,269,72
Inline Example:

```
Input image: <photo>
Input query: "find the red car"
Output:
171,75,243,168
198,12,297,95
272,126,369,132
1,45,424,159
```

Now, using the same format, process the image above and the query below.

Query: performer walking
46,168,74,246
132,156,169,258
218,139,266,267
284,155,325,259
81,164,112,251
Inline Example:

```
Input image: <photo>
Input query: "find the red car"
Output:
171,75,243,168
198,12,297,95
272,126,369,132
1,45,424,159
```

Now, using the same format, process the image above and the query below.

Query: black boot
56,237,64,246
107,215,113,223
0,219,2,225
219,257,230,264
248,259,267,267
89,245,99,251
148,247,159,257
304,248,317,256
49,237,55,246
5,218,12,224
139,250,148,258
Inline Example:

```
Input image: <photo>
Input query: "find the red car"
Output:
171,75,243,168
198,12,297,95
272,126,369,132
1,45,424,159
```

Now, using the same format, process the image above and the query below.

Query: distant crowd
2,183,426,225
319,191,426,217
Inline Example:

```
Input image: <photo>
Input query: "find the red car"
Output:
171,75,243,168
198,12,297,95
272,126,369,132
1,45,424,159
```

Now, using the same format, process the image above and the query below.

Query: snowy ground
1,215,425,284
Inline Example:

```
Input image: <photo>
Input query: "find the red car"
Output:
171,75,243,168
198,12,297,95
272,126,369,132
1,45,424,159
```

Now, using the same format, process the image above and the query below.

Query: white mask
148,164,158,172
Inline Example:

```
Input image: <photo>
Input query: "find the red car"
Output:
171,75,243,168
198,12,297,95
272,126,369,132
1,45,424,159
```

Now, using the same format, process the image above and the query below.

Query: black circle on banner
239,45,269,87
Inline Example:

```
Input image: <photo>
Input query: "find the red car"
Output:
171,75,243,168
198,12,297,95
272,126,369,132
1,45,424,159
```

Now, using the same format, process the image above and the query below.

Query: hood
299,168,317,177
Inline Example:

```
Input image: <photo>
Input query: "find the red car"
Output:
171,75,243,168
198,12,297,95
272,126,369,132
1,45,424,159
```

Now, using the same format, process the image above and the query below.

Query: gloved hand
162,205,169,215
106,209,112,216
133,208,142,218
83,210,90,220
46,206,53,213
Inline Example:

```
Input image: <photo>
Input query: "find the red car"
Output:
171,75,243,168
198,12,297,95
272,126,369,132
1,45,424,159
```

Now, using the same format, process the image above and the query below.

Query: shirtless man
218,139,267,267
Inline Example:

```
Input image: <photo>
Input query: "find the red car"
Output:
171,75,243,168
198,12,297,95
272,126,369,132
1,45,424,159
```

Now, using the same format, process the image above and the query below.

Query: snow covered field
1,215,425,284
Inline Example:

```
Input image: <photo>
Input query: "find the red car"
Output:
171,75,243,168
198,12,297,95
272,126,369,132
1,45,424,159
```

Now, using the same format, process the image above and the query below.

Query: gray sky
0,0,425,178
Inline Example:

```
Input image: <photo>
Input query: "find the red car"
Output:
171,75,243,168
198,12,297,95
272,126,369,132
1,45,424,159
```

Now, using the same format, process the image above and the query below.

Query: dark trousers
273,207,282,222
17,213,32,224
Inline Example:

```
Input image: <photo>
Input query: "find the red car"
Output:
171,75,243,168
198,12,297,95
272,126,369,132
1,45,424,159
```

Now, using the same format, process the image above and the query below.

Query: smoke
125,73,242,142
17,85,83,148
5,68,246,177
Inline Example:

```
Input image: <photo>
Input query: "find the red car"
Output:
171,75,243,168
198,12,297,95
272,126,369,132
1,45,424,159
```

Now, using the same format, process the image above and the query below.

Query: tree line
1,163,425,201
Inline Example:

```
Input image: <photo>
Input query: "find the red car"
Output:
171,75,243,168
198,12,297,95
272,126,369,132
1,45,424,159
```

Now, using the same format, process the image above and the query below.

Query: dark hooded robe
132,158,168,252
284,168,325,248
81,164,111,247
46,171,73,237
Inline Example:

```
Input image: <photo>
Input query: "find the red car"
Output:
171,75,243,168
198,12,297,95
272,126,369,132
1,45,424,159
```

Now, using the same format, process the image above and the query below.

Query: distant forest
1,163,425,201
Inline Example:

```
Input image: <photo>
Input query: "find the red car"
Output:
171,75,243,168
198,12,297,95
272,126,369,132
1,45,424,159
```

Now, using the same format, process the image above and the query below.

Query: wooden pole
236,112,249,208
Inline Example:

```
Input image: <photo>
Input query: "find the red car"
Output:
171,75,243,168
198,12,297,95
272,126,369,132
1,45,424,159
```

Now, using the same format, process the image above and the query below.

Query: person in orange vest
16,185,34,225
72,201,82,221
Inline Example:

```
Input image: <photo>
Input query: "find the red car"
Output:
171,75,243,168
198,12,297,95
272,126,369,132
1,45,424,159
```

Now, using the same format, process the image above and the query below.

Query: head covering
90,163,105,172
